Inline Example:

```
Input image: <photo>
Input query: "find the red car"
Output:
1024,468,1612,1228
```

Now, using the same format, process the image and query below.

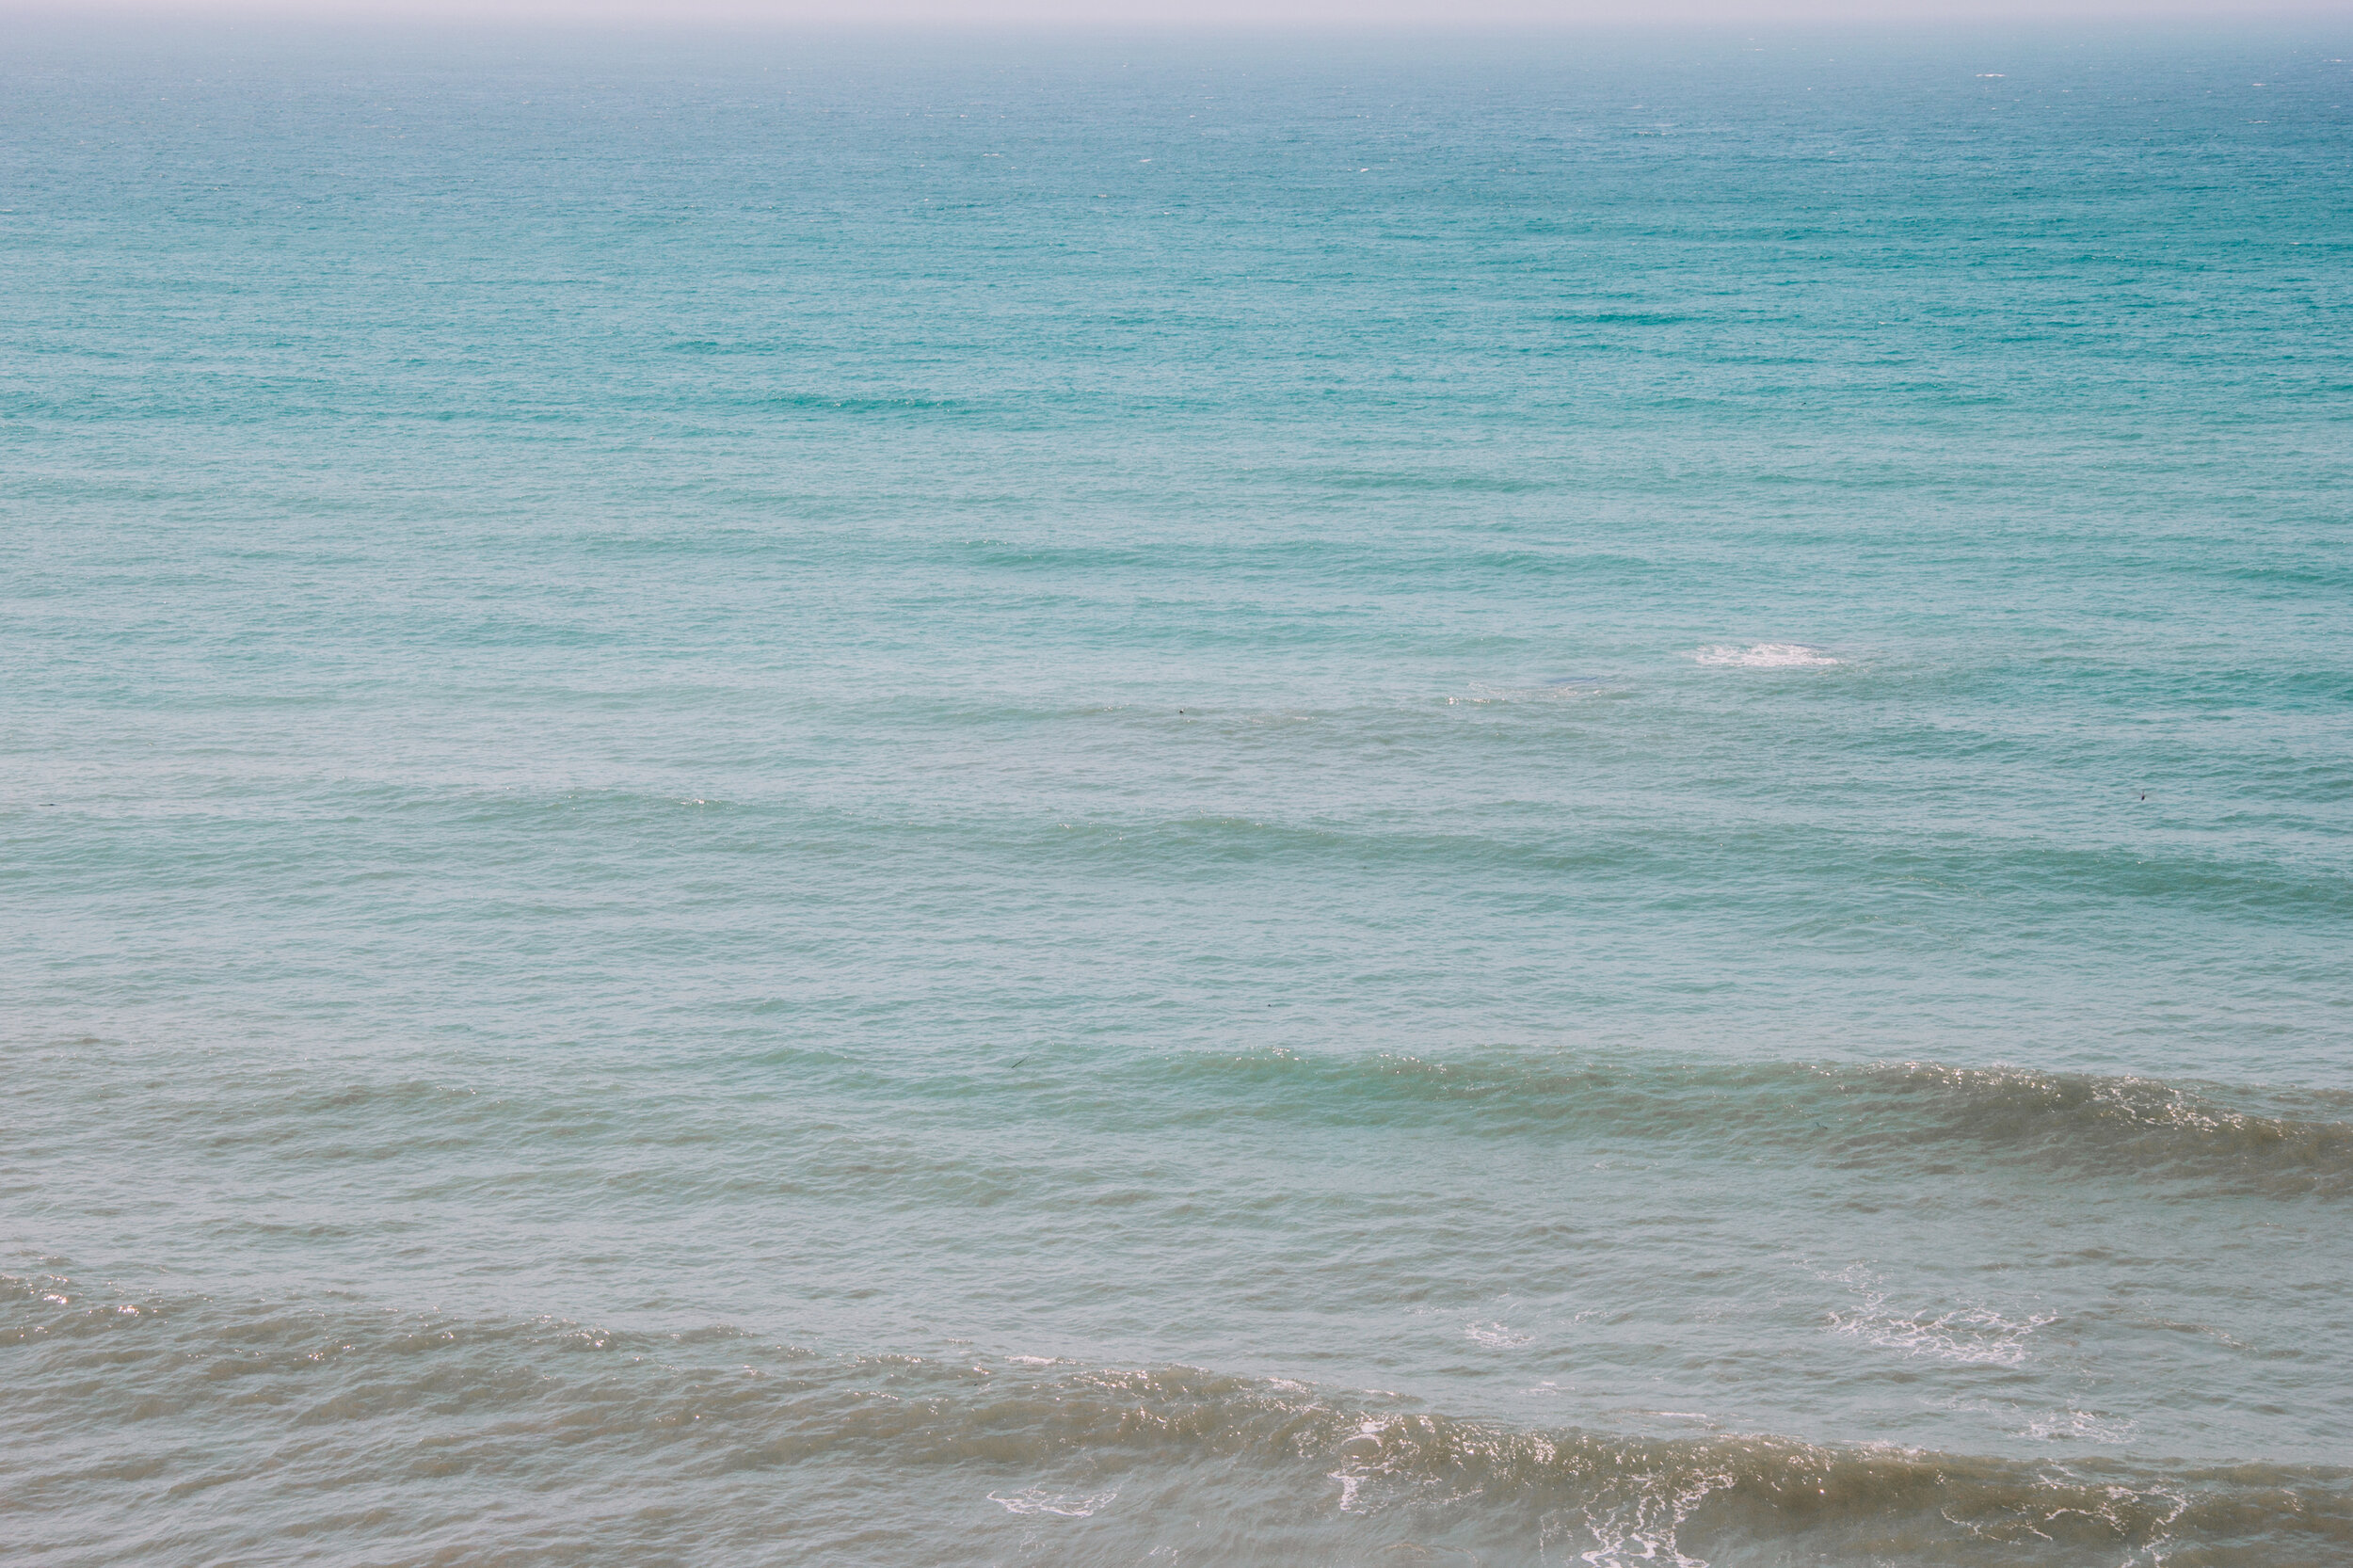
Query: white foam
2024,1408,2136,1444
1822,1266,2055,1367
986,1487,1117,1518
1549,1467,1731,1568
1833,1302,2055,1366
1328,1418,1404,1514
1692,642,1838,668
1328,1420,1384,1513
1452,678,1608,705
1465,1320,1533,1348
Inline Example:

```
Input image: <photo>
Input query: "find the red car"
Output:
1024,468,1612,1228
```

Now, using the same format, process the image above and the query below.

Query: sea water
4,23,2350,1565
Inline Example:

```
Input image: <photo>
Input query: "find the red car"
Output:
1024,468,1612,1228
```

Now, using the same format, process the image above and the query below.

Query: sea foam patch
1821,1266,2056,1367
986,1487,1117,1518
1452,677,1611,704
1465,1320,1534,1348
2024,1408,2137,1444
1692,642,1839,668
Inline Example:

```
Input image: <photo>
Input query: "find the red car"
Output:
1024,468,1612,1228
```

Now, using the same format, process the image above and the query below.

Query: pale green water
4,24,2351,1565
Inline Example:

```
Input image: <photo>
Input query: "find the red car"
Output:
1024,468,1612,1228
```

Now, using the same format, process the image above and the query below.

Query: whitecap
1833,1301,2056,1366
2024,1408,2136,1443
1465,1320,1533,1348
1547,1465,1730,1568
1330,1417,1402,1513
1452,677,1609,705
1692,642,1838,668
1822,1266,2055,1366
986,1486,1117,1518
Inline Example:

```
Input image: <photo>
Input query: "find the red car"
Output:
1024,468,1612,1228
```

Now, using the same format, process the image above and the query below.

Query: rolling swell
22,1035,2352,1208
5,1274,2345,1568
1137,1048,2353,1197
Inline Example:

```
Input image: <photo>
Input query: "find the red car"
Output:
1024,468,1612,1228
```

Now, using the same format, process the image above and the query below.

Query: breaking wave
1139,1048,2353,1197
4,1276,2345,1567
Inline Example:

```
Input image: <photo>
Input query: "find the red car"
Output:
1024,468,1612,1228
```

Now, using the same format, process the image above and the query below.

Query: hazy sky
20,0,2346,25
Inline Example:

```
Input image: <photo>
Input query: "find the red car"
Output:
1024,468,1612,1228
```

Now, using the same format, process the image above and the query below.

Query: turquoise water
5,24,2352,1565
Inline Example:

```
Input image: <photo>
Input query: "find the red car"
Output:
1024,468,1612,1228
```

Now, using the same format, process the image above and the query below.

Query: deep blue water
4,24,2351,1566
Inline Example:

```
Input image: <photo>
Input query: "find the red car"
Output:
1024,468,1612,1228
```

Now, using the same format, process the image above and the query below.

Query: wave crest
7,1282,2344,1566
1155,1048,2353,1197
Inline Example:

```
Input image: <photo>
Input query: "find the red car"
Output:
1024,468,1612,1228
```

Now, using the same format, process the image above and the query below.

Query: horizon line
8,2,2348,31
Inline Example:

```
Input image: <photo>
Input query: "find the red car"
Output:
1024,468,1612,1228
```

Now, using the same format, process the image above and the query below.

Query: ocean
4,21,2350,1564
